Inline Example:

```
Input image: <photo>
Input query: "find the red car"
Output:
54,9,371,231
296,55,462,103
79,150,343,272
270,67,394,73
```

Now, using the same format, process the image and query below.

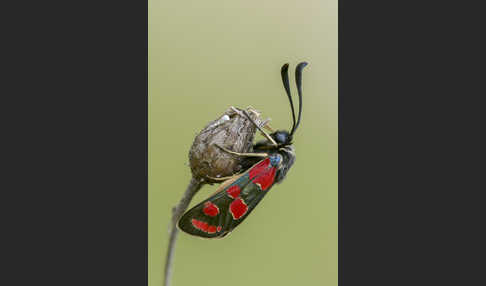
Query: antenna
292,62,308,135
280,63,296,134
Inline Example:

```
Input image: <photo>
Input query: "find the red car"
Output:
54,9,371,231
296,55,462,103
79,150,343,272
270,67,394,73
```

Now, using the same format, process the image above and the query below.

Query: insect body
178,62,308,238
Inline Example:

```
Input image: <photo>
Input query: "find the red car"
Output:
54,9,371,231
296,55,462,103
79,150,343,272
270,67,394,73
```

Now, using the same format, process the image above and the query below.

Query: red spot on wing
191,219,223,234
203,201,219,217
253,167,276,191
191,219,209,232
230,197,248,220
249,158,271,179
226,185,241,198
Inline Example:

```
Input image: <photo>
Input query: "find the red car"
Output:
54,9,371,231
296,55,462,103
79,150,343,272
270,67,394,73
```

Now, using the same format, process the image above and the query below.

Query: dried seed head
189,106,265,184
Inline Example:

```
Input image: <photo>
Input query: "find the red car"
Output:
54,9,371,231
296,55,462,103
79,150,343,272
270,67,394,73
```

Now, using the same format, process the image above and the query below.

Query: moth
178,62,308,238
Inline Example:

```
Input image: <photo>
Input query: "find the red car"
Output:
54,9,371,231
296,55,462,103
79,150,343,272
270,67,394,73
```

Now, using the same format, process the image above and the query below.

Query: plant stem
164,177,203,286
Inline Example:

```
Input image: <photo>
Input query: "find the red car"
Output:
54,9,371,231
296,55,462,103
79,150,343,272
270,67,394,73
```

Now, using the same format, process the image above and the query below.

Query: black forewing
177,158,278,239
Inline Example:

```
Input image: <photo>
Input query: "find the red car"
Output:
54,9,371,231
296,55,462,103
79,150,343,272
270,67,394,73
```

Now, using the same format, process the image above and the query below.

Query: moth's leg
261,118,275,133
244,112,278,146
246,108,272,130
230,107,278,147
206,175,235,182
214,143,268,158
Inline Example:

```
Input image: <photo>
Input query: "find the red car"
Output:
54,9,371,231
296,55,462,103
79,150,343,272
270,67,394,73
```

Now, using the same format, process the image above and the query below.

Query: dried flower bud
189,106,265,184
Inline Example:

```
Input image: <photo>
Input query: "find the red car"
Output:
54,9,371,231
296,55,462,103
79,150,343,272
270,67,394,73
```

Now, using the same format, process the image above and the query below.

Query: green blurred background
149,1,337,285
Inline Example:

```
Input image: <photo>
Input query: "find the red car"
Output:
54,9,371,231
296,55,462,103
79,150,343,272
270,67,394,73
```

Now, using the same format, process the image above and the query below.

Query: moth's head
271,130,293,146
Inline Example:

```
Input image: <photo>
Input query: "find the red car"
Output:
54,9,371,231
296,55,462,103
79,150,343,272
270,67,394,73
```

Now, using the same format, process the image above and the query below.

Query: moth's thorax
273,145,295,183
279,144,295,156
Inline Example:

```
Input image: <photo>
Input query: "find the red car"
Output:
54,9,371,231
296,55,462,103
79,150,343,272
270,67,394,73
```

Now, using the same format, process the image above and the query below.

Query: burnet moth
178,62,308,238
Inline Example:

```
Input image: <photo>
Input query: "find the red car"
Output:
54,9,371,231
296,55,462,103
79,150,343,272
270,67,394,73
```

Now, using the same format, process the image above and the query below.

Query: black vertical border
339,2,484,286
3,0,148,285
